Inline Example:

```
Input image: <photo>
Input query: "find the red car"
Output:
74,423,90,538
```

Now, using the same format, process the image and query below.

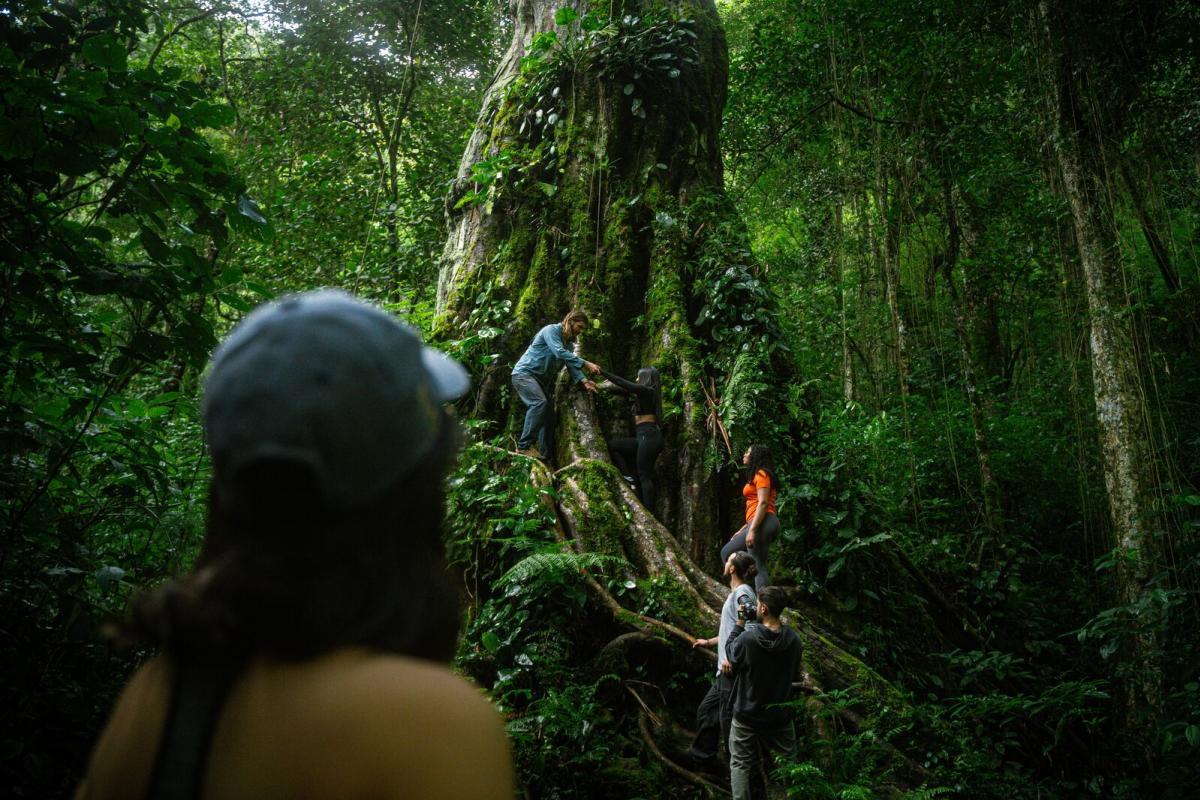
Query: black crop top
600,368,660,420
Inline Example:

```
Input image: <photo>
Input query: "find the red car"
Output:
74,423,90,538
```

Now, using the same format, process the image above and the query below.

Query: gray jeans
729,717,797,800
720,512,780,591
512,371,553,456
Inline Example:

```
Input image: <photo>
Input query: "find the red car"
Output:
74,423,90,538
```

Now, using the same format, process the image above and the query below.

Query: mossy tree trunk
436,0,921,789
436,0,748,563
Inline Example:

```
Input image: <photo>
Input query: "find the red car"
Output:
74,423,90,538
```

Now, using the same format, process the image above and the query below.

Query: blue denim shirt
513,323,586,385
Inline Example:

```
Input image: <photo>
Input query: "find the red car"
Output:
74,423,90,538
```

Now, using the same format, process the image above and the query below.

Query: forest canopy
1,0,1198,797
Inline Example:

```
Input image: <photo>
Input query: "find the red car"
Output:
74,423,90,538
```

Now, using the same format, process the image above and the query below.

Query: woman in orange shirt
719,444,780,591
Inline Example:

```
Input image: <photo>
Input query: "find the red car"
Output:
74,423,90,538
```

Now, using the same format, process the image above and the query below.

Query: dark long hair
636,366,663,420
743,443,780,494
729,551,758,584
119,415,462,666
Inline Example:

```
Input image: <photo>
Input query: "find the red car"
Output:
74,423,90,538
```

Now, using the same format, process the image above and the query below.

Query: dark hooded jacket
725,621,802,730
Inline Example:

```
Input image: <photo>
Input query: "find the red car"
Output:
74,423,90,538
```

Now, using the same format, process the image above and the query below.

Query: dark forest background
2,0,1198,797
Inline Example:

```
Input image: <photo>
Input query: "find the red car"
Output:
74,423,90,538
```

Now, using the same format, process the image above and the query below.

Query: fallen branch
624,683,663,728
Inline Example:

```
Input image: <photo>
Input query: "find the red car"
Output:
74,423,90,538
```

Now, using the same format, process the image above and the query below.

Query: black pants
689,670,734,761
609,422,663,511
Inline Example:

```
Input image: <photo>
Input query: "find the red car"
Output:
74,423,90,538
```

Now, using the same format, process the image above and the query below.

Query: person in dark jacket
725,586,802,800
599,366,663,513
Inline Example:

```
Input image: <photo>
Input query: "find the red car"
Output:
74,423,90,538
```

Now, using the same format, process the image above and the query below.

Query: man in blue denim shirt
511,310,600,460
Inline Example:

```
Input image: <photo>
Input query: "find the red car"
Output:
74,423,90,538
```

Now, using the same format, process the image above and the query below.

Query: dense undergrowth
2,0,1199,798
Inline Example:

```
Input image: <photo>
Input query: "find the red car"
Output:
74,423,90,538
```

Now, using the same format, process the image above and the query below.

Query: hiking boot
516,447,544,460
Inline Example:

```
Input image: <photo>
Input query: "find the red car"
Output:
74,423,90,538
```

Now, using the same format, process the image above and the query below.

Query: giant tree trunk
1039,0,1162,737
435,0,921,792
436,0,736,559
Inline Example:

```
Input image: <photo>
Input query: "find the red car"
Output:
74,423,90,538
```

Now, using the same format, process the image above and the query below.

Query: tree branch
829,94,917,128
148,6,223,69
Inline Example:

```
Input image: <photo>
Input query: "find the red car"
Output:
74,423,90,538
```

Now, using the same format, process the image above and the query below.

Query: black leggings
609,422,663,512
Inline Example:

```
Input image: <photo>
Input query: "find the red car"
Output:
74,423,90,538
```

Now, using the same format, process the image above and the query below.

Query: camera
736,594,757,622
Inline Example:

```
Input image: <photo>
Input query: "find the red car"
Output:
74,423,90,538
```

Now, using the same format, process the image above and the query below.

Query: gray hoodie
725,621,802,730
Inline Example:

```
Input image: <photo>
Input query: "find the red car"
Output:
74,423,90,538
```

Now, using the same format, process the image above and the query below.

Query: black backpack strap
144,659,244,800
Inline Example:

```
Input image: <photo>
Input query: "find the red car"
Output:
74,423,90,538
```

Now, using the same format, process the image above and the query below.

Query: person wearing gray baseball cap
76,291,513,800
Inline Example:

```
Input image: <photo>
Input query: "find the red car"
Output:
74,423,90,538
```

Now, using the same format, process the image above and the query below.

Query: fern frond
501,551,628,584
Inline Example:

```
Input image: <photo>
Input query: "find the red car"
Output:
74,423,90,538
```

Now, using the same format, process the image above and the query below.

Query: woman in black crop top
600,367,664,516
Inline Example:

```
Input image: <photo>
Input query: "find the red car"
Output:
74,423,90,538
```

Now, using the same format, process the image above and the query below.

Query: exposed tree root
636,709,729,798
599,631,664,663
516,412,932,791
556,463,720,631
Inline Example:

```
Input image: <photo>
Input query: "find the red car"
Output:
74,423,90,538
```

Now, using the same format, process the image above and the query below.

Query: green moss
564,459,635,561
643,249,708,428
645,573,707,635
514,233,556,329
557,177,592,246
503,218,538,263
601,205,635,288
810,629,907,722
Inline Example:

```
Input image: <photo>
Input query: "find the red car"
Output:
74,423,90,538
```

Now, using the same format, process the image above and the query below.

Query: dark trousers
719,512,780,592
512,372,553,456
608,422,663,511
689,671,734,761
729,717,797,800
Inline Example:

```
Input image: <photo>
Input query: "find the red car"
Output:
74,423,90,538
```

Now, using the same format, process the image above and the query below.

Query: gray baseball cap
201,289,469,510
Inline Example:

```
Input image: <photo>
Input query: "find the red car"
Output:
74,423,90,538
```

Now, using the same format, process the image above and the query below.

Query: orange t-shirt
743,469,777,523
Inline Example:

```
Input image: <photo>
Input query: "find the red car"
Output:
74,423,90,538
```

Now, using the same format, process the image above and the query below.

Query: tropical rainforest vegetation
2,0,1198,796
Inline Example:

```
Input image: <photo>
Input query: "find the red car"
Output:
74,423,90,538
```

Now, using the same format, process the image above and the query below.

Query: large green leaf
81,33,126,71
188,101,237,129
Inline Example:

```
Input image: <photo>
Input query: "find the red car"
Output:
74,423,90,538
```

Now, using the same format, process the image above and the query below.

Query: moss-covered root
555,457,720,633
558,387,728,609
799,624,908,721
557,382,611,465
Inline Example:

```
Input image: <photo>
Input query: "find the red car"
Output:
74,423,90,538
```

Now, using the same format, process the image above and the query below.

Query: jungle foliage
0,0,496,794
1,0,1198,797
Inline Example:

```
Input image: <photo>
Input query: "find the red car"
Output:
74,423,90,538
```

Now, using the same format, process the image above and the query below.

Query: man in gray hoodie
724,585,802,800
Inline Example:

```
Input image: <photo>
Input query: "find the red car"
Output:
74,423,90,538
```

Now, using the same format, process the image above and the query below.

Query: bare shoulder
76,656,173,800
325,653,514,799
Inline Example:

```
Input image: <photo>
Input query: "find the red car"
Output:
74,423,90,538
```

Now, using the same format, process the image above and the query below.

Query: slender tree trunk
854,191,882,409
834,202,855,402
1118,158,1181,293
827,27,854,404
942,182,1003,543
1039,0,1162,735
872,157,920,523
875,168,911,397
